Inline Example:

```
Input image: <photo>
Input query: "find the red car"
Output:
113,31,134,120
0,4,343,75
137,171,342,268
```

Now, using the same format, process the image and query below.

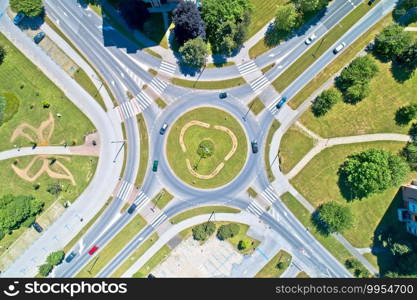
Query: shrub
10,0,44,18
313,202,353,235
47,250,65,266
276,262,285,269
374,24,412,60
312,89,342,117
47,182,62,195
345,258,361,269
38,263,53,277
172,1,206,45
217,223,240,240
238,239,251,250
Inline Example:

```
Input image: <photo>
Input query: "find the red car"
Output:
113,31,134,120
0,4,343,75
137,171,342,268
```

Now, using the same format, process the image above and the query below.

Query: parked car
159,123,168,135
13,13,25,25
251,141,258,154
333,42,346,54
32,222,43,233
33,32,45,44
65,252,77,263
88,245,99,255
127,203,137,214
368,0,376,5
219,92,228,99
152,160,159,172
275,96,288,109
305,33,317,45
148,273,156,278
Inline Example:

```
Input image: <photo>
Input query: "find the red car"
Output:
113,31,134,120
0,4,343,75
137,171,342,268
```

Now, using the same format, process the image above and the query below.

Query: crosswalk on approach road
237,60,258,76
159,60,176,75
114,91,152,120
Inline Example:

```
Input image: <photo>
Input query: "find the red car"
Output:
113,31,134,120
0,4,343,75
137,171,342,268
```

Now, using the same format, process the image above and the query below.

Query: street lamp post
204,210,215,233
243,101,255,122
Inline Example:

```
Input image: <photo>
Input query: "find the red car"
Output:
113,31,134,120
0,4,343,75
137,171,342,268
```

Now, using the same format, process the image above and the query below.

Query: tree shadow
390,60,414,83
18,10,45,31
337,169,357,202
311,209,331,236
395,106,413,126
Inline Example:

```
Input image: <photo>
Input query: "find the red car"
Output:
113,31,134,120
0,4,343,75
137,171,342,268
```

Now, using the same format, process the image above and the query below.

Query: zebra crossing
151,213,168,229
261,185,277,206
159,61,176,75
237,60,258,76
247,201,265,217
149,77,168,95
116,180,134,201
267,100,279,115
114,91,152,121
125,67,144,87
249,75,270,94
133,190,150,208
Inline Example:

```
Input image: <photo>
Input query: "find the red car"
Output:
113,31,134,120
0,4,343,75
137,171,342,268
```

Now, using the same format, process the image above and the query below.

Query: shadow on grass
390,60,414,83
18,11,45,31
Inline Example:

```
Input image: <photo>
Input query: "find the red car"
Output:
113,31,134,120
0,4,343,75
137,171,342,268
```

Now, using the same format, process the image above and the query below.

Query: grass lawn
261,63,275,74
279,125,315,174
296,271,310,278
248,97,265,116
249,38,274,59
300,54,417,138
281,192,356,274
246,0,285,41
272,1,380,93
166,107,248,189
132,244,172,278
222,222,260,255
206,62,235,68
289,13,393,110
170,77,246,90
247,187,258,198
111,232,159,277
151,188,174,210
290,141,413,248
89,4,102,16
0,34,95,151
76,214,147,277
363,252,379,270
255,249,292,278
265,119,281,182
64,197,112,253
154,98,167,109
169,206,241,225
135,115,149,187
0,155,98,257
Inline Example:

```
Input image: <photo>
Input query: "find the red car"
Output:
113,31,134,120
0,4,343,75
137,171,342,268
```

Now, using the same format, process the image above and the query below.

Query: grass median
170,77,246,90
255,249,292,278
135,114,149,187
169,206,241,225
264,119,281,182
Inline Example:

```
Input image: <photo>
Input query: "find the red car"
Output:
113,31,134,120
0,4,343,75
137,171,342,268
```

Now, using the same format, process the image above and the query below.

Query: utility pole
112,140,126,163
152,190,165,211
88,256,100,275
243,101,255,121
204,210,215,232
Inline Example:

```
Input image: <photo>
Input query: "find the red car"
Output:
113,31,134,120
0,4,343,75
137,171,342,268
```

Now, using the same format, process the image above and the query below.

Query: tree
0,95,5,125
38,263,53,277
344,82,370,104
179,37,208,69
172,1,206,45
293,0,327,13
119,0,150,30
276,262,285,269
0,46,5,65
238,239,251,250
345,258,361,269
273,4,300,33
396,103,417,125
47,250,65,266
374,24,412,60
201,0,252,54
10,0,44,18
47,182,62,195
390,243,411,256
402,140,417,170
338,149,409,200
397,42,417,73
217,223,240,240
313,202,353,235
312,89,342,117
192,222,215,241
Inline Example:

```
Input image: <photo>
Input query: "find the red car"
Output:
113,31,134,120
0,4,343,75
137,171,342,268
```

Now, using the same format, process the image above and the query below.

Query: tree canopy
119,0,150,30
217,223,240,240
179,37,208,69
402,139,417,170
397,42,417,73
38,263,53,277
338,149,409,200
192,222,215,241
0,194,44,238
314,202,353,234
273,4,300,33
173,1,206,45
47,250,65,266
374,24,412,60
0,46,5,65
312,88,342,117
10,0,44,18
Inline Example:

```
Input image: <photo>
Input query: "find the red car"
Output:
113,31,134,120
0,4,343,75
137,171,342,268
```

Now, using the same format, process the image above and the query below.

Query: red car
88,245,99,255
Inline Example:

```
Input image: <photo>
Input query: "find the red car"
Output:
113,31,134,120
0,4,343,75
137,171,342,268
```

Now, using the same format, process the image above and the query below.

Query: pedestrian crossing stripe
249,75,270,94
117,180,134,201
159,61,176,75
237,60,258,76
247,201,264,216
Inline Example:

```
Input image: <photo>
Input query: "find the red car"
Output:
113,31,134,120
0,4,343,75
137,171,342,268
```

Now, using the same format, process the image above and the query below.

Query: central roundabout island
166,107,248,189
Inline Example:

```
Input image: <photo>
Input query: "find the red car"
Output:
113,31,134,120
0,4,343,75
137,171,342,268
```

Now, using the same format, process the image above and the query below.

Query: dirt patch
179,120,210,152
11,155,76,185
11,112,55,145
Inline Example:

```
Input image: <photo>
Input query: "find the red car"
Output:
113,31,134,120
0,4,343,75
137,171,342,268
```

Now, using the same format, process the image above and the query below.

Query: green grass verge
0,156,98,257
166,107,248,188
247,0,286,40
120,122,128,177
111,232,159,277
154,97,167,109
281,192,356,274
278,125,315,174
289,13,393,110
0,33,96,151
272,1,380,93
264,119,281,182
170,77,246,90
248,97,266,116
149,69,158,77
247,187,258,198
135,114,149,187
206,62,235,68
222,222,260,255
63,197,112,253
89,4,102,16
249,37,273,59
291,141,412,248
76,214,147,277
261,63,275,74
169,206,241,225
255,249,292,278
132,244,172,278
296,271,310,278
151,188,174,210
72,68,106,111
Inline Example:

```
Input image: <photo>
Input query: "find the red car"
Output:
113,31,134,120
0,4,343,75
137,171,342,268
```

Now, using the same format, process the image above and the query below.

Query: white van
333,42,346,54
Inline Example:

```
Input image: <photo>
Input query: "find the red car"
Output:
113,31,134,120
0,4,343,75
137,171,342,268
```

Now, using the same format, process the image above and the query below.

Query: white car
333,42,346,54
305,33,317,45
